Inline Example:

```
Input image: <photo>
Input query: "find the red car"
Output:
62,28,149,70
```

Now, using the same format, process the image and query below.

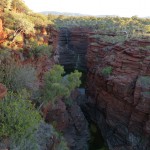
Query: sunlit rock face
56,27,90,71
0,19,7,43
0,19,3,32
86,34,150,150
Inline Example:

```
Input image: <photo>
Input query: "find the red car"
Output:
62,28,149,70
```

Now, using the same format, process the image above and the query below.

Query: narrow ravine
65,68,107,150
53,27,109,150
88,123,106,150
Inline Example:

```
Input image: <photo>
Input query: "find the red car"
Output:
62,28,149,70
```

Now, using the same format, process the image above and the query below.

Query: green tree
10,12,35,41
42,65,82,105
101,66,113,76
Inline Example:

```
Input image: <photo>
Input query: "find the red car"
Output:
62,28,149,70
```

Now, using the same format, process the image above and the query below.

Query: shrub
0,56,16,88
3,11,34,34
0,92,41,141
101,66,112,76
13,12,35,34
11,64,38,92
37,36,44,42
36,122,69,150
0,48,11,59
7,121,69,150
33,44,52,58
9,133,38,150
0,56,38,92
14,33,23,43
42,65,82,105
28,37,35,43
1,41,10,48
0,0,12,11
28,42,52,58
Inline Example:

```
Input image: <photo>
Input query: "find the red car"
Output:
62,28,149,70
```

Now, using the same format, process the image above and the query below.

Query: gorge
0,11,150,149
49,27,150,150
1,0,150,149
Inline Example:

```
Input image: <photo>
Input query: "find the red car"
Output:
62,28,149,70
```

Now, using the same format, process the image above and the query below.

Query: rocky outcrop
0,19,7,43
43,91,89,150
85,34,150,150
48,26,59,50
52,27,90,71
0,19,3,32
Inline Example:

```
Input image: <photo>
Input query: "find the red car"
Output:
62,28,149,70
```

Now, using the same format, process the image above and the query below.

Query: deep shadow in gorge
64,68,107,150
88,122,107,150
58,26,107,149
57,27,89,72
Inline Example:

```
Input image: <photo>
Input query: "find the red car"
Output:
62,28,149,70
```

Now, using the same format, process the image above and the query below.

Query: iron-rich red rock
0,19,7,44
86,33,150,149
51,28,150,149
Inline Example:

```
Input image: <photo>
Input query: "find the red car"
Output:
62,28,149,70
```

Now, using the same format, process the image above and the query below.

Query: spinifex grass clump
101,66,113,76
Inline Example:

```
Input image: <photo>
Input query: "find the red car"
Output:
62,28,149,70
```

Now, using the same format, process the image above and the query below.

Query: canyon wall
51,27,150,149
86,34,150,150
52,27,90,71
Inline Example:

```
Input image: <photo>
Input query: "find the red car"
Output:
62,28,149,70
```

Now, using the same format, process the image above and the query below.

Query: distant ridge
39,11,90,16
39,11,120,18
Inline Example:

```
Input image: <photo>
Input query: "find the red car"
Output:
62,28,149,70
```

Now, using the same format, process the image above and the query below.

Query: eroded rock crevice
54,27,90,71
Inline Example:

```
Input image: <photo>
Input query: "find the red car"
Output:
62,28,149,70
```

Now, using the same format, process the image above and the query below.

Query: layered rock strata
52,27,90,71
86,34,150,150
51,27,150,149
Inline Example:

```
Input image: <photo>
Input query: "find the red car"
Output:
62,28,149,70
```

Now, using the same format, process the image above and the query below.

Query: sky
24,0,150,17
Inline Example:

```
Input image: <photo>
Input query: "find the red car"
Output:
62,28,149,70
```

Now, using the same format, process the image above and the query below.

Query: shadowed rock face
85,35,150,150
56,27,90,71
43,92,90,150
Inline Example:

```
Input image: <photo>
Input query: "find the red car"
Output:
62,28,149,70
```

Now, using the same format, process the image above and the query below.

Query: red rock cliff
52,27,150,149
0,19,7,43
86,33,150,149
51,27,90,71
